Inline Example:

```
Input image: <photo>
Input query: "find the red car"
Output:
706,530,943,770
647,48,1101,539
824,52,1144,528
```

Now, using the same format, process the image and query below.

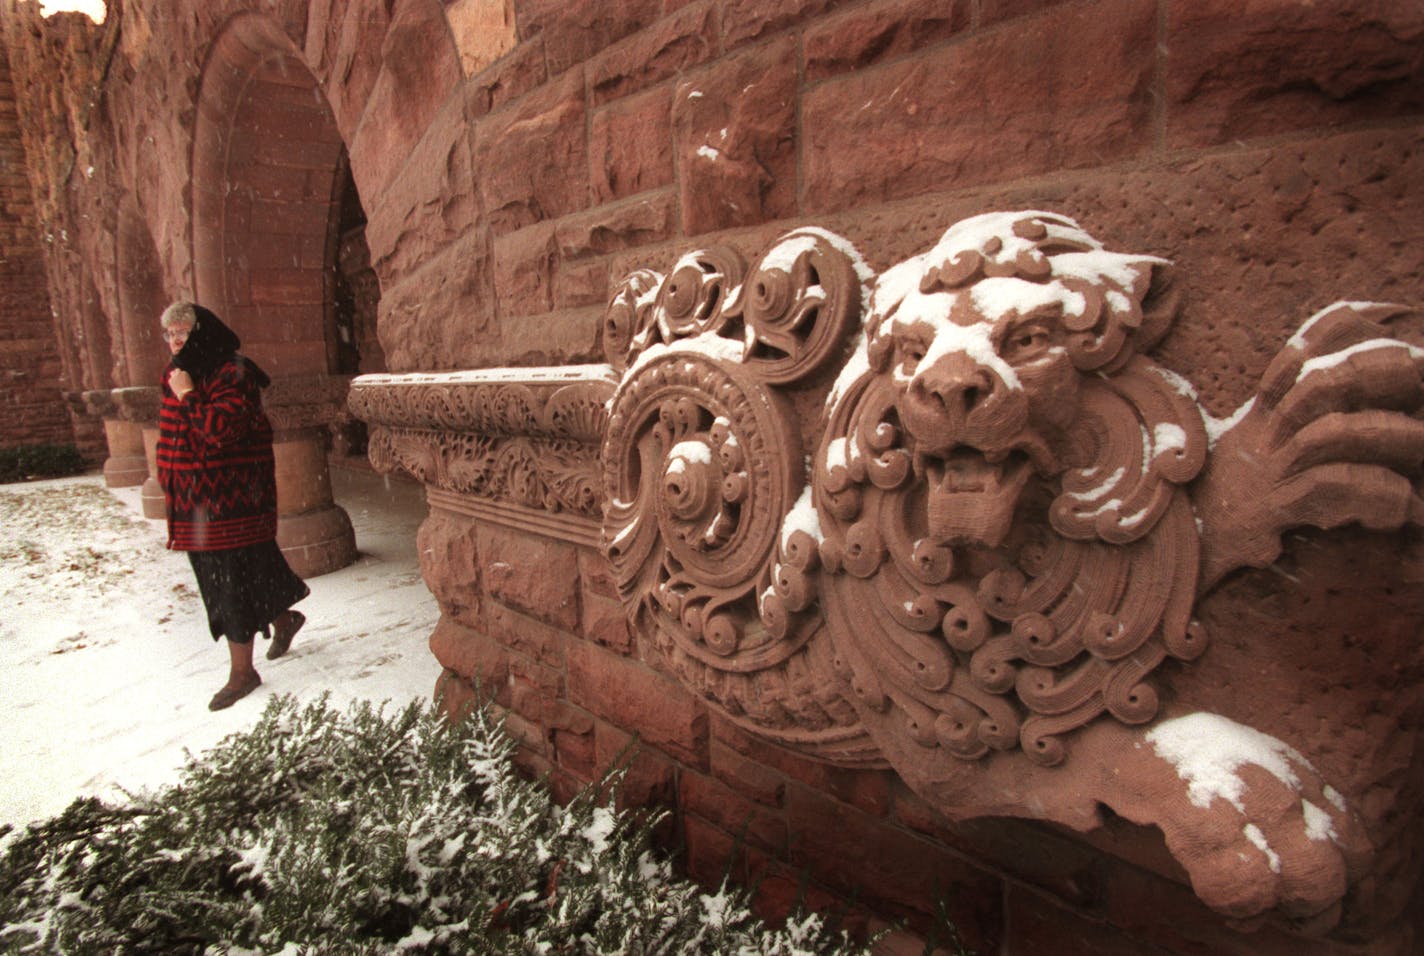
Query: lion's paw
1138,712,1368,929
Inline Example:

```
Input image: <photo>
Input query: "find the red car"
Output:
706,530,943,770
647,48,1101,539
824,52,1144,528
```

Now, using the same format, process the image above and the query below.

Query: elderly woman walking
156,302,308,710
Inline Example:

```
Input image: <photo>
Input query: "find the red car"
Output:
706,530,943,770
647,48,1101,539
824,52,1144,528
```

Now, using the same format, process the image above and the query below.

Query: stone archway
189,13,367,577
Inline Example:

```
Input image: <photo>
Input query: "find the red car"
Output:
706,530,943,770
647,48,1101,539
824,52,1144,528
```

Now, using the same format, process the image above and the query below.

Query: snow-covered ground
0,466,441,828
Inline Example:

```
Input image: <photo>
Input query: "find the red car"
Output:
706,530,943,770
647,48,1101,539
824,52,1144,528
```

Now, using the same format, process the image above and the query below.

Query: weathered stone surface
492,221,557,319
783,783,1005,953
580,593,632,655
1166,0,1424,149
501,305,604,366
802,0,1156,213
376,228,494,370
553,190,677,260
416,510,482,627
673,38,798,233
429,618,509,696
478,523,579,630
347,1,463,200
589,88,675,204
471,67,587,235
721,0,849,50
802,0,970,84
443,0,518,77
681,770,789,852
565,638,709,768
514,0,664,77
465,37,547,119
487,602,565,667
588,0,717,106
363,94,475,283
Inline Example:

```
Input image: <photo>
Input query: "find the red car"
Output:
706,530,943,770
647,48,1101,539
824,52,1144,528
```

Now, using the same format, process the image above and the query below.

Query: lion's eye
901,340,927,367
1004,326,1050,362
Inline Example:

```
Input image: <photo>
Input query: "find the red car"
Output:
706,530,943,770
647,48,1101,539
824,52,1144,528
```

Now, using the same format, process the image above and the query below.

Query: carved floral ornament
347,367,614,520
599,211,1424,926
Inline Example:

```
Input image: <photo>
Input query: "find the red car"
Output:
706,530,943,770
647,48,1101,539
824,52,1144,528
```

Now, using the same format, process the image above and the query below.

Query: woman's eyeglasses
163,328,192,342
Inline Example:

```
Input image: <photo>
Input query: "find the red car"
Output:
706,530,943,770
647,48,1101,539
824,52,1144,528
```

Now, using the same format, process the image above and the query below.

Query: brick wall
0,41,72,453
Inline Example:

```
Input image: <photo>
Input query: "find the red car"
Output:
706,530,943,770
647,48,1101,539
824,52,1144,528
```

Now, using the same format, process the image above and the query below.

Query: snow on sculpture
599,211,1423,929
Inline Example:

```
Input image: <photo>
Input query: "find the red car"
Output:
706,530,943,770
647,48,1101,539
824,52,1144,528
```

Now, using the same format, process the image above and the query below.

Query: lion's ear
1130,264,1181,359
1064,260,1179,376
1049,353,1207,545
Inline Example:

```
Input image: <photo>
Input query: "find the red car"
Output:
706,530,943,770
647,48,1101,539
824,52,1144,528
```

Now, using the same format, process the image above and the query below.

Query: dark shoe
267,611,306,661
208,671,261,711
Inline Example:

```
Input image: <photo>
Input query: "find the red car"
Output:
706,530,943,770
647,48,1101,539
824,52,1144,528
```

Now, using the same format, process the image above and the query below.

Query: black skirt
188,540,310,644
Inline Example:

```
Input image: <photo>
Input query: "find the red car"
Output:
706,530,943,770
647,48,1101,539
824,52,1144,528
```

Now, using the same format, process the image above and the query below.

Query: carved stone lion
600,212,1423,935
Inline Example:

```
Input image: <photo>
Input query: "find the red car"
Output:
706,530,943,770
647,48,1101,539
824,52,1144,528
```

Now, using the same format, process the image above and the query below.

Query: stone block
478,523,580,630
487,601,564,666
1166,0,1424,149
554,190,678,260
553,257,609,310
473,68,588,235
710,713,891,818
466,38,548,119
429,616,510,697
709,737,785,808
580,593,633,655
721,0,847,50
673,38,798,234
802,0,971,84
979,0,1074,25
578,547,619,599
493,221,558,319
364,94,476,283
417,512,481,625
802,0,1156,214
681,770,789,852
782,784,1004,953
516,0,665,77
594,722,679,811
589,0,717,105
348,2,464,200
443,0,519,78
304,0,389,137
501,306,604,366
375,228,495,371
566,639,709,768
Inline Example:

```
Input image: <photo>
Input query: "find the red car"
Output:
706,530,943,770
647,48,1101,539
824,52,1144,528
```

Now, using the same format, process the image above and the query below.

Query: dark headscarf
171,305,270,387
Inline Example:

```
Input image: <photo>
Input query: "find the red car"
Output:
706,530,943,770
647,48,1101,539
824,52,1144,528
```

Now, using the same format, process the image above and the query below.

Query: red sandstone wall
0,41,74,453
2,0,1421,952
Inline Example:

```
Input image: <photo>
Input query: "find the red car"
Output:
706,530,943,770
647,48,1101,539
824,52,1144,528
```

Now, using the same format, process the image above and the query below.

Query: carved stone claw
1192,301,1424,592
1107,714,1369,930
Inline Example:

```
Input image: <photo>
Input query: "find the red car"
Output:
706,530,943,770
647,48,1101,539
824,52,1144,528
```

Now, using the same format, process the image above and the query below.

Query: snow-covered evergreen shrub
0,695,874,955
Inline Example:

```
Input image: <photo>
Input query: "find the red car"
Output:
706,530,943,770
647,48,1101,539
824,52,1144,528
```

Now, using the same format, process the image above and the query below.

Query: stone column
110,387,163,513
266,376,358,578
84,390,144,488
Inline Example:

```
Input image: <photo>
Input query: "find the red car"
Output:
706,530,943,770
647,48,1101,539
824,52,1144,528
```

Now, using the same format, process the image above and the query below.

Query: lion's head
809,211,1211,764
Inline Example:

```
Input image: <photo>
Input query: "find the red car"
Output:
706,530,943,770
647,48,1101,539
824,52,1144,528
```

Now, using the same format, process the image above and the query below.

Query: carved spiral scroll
725,228,866,384
603,344,804,671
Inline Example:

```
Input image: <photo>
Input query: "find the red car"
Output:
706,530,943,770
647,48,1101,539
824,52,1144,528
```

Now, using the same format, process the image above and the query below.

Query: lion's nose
911,353,997,420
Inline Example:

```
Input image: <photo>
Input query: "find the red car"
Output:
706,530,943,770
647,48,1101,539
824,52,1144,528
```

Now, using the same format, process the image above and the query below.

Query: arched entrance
189,13,380,576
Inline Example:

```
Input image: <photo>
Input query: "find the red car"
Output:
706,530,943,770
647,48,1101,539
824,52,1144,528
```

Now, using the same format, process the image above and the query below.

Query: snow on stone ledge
353,364,618,387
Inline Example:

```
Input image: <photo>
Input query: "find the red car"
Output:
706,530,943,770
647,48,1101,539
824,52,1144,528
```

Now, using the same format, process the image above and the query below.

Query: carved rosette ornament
601,211,1424,927
602,229,875,760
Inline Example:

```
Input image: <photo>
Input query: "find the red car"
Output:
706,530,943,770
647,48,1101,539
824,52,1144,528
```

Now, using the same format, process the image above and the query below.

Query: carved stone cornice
83,388,117,418
265,374,354,433
110,386,161,423
347,366,616,539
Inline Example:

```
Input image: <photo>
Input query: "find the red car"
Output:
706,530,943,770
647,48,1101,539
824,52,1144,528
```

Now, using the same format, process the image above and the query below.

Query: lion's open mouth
919,447,1033,547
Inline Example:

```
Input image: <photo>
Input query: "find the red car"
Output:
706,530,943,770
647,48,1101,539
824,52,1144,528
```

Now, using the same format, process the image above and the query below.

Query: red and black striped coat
156,357,278,552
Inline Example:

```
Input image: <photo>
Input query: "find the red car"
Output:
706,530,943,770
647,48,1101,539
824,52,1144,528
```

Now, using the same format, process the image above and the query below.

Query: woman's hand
169,368,195,400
